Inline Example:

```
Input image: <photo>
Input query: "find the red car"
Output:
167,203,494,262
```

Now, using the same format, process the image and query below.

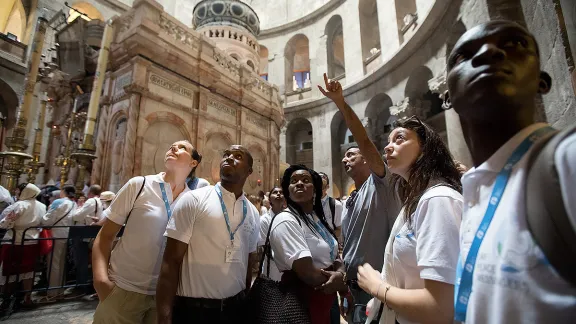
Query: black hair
62,185,76,198
281,165,336,239
390,117,462,227
269,185,282,194
17,183,28,193
318,172,329,185
187,142,203,179
89,184,102,196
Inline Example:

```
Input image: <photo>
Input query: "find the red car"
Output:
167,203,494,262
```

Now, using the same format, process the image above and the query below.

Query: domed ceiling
169,0,331,30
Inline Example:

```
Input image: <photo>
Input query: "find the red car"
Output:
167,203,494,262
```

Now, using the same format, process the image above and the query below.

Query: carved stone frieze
159,15,199,51
428,74,447,100
213,51,239,76
390,97,432,119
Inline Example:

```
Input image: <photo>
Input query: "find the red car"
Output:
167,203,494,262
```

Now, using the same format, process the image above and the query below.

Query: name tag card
225,245,241,263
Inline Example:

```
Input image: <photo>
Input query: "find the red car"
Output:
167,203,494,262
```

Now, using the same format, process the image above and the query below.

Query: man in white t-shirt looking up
446,21,576,323
157,145,260,324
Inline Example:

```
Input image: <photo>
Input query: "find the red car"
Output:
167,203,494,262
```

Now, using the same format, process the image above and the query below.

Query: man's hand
94,278,115,301
318,73,344,104
316,269,347,294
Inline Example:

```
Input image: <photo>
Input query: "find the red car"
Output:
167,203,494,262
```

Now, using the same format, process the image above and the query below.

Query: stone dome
193,0,260,36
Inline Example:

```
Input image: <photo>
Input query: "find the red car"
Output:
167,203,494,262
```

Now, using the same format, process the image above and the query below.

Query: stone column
342,1,365,82
377,0,400,62
0,18,47,190
310,33,328,97
26,97,47,184
121,87,145,183
91,97,110,186
427,74,472,167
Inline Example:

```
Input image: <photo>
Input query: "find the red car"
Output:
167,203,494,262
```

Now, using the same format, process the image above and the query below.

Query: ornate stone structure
91,0,283,194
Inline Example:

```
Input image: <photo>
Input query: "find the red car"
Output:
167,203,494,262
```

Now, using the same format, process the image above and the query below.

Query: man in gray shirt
319,74,400,323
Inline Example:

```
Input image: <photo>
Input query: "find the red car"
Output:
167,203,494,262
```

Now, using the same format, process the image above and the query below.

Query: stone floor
2,300,97,324
1,299,347,324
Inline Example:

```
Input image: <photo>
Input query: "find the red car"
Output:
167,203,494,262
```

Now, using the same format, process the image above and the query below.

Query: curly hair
390,117,462,227
281,164,336,239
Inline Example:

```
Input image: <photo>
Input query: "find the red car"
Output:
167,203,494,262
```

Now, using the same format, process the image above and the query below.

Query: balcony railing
0,33,27,63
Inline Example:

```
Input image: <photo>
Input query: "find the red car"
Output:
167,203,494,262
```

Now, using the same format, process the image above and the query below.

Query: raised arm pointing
318,73,386,178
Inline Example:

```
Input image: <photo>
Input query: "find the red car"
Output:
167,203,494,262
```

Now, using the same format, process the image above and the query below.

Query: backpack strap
258,211,302,278
328,197,336,230
526,124,576,287
125,176,146,226
53,203,74,226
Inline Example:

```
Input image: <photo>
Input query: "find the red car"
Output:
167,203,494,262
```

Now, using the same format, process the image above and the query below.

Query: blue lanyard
454,126,554,322
215,184,247,245
308,214,337,261
158,183,172,221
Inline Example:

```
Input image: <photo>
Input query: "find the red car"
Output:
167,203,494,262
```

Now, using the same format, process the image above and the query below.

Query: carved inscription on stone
246,113,267,129
114,72,132,99
207,99,237,117
149,73,193,99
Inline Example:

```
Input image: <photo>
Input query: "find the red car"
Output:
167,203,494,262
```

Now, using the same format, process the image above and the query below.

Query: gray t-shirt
342,171,400,280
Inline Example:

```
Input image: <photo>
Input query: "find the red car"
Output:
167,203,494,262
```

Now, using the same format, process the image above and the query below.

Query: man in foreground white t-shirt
446,21,576,323
157,145,260,324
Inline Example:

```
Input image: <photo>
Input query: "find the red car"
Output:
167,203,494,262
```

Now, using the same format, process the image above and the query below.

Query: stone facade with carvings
90,0,283,194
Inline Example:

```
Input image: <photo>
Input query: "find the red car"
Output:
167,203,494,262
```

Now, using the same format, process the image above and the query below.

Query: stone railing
0,33,27,63
200,27,259,52
158,14,200,52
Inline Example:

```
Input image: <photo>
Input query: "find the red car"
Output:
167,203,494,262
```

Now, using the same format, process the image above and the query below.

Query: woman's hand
316,269,347,294
357,263,384,296
318,73,344,104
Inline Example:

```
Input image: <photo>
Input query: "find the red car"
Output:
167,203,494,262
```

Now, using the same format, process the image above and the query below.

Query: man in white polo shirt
446,21,576,323
156,145,260,324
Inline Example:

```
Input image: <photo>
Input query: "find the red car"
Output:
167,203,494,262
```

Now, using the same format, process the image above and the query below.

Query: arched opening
2,0,25,42
395,0,418,43
246,60,255,72
330,111,355,198
365,94,394,153
259,45,269,81
559,0,576,68
202,133,233,184
286,118,313,169
106,117,128,193
230,53,240,61
0,79,18,135
67,2,104,23
284,34,310,93
359,0,381,74
325,15,345,80
245,145,266,194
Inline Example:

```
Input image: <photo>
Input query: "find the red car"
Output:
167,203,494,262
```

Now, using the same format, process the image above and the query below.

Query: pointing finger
323,73,329,87
318,85,327,95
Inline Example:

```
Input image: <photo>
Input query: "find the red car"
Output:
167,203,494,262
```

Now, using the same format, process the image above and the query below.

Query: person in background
0,185,13,215
99,191,115,211
66,185,103,298
268,164,345,323
248,194,264,216
0,183,46,309
446,20,576,323
317,172,343,240
92,140,201,324
157,145,260,324
357,117,463,324
76,194,86,208
319,74,401,323
258,186,285,281
258,190,268,215
40,185,77,302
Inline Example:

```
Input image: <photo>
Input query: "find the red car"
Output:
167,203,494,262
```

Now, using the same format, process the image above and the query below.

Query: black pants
72,239,91,292
172,293,246,324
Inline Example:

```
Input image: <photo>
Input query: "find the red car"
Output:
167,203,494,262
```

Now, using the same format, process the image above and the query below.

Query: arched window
259,45,269,80
246,60,255,71
284,34,310,92
230,53,240,61
359,0,381,72
67,2,104,23
395,0,417,43
286,118,313,168
325,15,345,80
2,0,25,42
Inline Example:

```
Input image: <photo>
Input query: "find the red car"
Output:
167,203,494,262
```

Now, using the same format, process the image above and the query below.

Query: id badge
225,245,241,263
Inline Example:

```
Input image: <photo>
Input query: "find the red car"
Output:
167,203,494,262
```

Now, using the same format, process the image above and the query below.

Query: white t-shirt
321,196,343,231
391,186,463,324
259,209,283,281
269,211,338,272
165,184,260,299
42,198,76,238
71,197,103,225
105,174,191,295
459,124,576,323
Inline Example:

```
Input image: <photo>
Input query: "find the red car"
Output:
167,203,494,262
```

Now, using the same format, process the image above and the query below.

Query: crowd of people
0,20,574,324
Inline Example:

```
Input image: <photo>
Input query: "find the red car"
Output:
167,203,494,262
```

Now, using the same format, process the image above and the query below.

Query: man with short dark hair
446,20,576,323
156,145,261,324
319,75,400,323
317,172,343,241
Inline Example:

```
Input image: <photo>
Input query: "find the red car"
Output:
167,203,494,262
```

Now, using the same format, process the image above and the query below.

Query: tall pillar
26,97,47,184
342,1,365,82
121,90,143,183
377,0,400,62
72,20,115,193
0,18,47,191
